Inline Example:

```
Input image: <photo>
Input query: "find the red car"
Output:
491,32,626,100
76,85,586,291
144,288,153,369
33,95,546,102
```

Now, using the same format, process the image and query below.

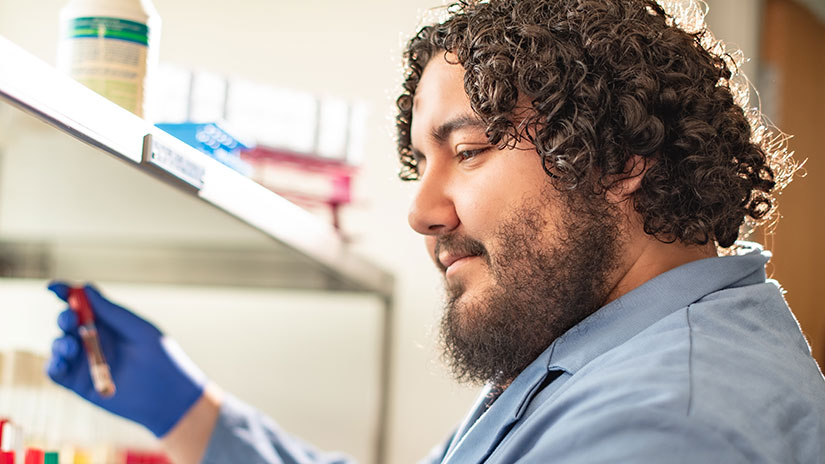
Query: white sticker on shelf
142,133,206,189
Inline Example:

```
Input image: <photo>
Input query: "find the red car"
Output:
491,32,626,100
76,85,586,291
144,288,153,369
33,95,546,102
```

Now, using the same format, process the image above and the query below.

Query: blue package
155,122,253,176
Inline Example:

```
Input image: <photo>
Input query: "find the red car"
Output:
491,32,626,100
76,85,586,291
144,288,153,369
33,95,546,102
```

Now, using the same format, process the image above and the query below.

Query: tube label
59,17,150,117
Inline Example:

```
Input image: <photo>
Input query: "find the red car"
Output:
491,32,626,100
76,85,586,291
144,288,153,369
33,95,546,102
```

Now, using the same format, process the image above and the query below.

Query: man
47,0,825,463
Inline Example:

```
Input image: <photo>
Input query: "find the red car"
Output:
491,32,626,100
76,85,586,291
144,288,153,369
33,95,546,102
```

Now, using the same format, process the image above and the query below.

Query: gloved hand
47,282,206,437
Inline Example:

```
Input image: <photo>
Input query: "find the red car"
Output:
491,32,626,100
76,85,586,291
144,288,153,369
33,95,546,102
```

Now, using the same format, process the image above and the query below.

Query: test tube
67,288,116,398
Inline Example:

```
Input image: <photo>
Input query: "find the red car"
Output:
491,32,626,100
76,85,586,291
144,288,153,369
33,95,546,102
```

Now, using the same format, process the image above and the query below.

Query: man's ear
606,155,648,202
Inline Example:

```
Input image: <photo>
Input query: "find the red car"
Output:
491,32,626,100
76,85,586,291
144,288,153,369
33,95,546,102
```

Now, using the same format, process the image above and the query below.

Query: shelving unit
0,34,394,463
0,35,392,297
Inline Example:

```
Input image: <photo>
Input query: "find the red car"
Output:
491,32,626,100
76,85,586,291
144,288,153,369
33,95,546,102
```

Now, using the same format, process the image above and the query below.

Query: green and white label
59,16,151,117
66,17,149,45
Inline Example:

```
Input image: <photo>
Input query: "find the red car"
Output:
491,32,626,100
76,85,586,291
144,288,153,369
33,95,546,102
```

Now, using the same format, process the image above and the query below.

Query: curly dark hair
396,0,783,248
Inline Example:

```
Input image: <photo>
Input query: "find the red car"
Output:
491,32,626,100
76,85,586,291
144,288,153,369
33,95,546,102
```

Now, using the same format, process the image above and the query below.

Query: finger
57,309,79,333
83,284,159,337
52,335,80,360
47,281,72,302
46,356,70,381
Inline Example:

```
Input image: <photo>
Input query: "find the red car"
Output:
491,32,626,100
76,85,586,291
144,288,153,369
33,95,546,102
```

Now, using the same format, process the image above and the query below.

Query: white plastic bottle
57,0,161,119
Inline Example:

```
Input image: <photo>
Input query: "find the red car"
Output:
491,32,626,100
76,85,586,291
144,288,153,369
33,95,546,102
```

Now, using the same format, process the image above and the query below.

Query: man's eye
457,148,488,162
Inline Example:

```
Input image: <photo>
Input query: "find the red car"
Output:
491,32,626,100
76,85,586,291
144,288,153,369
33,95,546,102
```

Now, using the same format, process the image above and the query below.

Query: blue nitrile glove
46,282,206,437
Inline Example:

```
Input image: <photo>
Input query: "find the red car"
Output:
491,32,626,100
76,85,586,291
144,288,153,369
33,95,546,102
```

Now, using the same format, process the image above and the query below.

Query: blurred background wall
759,0,825,369
0,0,822,462
707,0,825,368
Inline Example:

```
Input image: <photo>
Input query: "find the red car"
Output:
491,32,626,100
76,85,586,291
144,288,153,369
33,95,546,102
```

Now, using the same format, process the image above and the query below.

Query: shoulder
685,280,825,462
686,280,825,411
511,405,752,463
504,280,825,463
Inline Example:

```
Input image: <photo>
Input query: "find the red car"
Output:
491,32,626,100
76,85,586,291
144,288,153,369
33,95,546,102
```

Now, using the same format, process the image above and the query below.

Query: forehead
413,53,467,111
411,54,475,144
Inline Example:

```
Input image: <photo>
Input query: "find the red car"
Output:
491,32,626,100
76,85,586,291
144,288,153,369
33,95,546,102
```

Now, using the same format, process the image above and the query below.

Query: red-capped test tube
68,288,116,397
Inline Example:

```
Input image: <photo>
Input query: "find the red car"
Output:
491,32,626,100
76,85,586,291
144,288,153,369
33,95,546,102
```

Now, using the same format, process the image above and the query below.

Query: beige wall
761,0,825,367
706,0,764,102
707,0,825,365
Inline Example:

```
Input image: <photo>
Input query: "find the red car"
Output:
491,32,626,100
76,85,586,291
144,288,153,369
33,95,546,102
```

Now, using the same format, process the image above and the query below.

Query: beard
437,188,623,386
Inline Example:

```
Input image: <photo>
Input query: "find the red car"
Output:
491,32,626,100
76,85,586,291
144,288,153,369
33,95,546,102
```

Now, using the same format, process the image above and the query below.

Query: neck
605,234,717,304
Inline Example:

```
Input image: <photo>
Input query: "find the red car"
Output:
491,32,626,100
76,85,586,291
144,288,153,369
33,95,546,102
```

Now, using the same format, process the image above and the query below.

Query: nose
408,170,459,236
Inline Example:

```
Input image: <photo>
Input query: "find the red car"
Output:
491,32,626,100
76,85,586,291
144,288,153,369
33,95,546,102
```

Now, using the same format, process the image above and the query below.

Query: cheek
458,200,499,236
452,175,515,237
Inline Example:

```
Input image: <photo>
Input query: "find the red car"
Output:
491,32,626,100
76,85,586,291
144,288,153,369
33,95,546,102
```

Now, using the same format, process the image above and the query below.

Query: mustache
433,234,489,272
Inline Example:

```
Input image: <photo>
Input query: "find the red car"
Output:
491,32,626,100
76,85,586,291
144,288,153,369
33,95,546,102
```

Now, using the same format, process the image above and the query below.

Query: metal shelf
0,33,396,464
0,34,393,297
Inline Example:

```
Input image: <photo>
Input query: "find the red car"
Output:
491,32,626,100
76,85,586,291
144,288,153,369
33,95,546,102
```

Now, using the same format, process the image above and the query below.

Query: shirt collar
547,242,770,375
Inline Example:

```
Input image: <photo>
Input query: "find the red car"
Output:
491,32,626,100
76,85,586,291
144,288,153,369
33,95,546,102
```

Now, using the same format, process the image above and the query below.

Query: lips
439,252,474,271
433,235,488,273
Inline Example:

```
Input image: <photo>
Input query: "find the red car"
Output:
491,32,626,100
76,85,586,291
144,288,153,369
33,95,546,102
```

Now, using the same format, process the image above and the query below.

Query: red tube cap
25,448,44,464
68,287,95,326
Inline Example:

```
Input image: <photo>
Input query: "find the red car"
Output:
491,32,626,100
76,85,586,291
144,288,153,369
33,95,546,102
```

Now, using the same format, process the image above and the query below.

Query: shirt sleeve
200,393,357,464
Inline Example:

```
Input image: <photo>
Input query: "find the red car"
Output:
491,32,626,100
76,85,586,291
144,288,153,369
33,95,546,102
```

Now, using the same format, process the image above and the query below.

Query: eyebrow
409,114,487,161
430,114,487,144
